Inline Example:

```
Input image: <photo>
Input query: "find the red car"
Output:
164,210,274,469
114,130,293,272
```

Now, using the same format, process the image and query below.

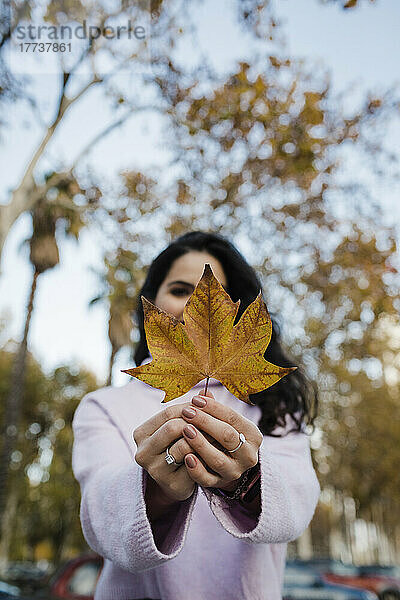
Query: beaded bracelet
210,462,261,504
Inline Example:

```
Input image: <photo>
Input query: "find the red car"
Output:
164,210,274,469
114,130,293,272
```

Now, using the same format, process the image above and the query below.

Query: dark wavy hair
133,231,318,436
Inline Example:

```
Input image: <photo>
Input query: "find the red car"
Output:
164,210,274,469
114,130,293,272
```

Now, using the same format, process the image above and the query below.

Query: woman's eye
170,287,190,297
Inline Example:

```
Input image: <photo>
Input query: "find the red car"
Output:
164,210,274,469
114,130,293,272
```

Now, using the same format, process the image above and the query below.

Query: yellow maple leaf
121,264,296,404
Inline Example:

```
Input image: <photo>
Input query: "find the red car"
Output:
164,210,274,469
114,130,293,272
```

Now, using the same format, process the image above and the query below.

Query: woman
72,231,320,600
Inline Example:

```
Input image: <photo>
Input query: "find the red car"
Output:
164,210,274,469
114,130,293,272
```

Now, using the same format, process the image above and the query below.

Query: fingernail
186,455,197,468
183,425,197,439
182,407,196,418
192,396,207,407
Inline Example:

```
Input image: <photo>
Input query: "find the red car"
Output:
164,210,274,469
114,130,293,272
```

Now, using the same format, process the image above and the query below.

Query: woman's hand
133,404,200,504
180,390,263,492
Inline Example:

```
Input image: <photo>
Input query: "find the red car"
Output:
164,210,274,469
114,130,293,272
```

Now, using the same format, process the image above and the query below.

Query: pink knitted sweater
72,376,320,600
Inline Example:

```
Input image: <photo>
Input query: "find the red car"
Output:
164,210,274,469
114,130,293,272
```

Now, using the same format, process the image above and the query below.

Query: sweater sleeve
201,427,320,544
71,394,198,573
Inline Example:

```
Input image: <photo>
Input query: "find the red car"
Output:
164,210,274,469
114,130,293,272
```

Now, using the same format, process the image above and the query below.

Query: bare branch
69,75,102,107
71,105,159,168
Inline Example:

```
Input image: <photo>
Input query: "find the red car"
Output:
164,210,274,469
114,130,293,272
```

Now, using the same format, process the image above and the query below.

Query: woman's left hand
180,389,263,492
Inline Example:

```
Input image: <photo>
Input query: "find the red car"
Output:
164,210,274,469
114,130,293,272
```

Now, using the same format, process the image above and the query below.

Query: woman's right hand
133,403,198,504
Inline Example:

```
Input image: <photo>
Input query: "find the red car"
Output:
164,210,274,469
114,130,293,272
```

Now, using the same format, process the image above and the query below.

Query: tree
300,228,400,523
0,1,35,130
89,247,142,385
0,184,92,535
0,0,181,260
0,348,98,565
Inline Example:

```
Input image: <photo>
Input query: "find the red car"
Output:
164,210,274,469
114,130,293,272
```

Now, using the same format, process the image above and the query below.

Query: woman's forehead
164,251,227,287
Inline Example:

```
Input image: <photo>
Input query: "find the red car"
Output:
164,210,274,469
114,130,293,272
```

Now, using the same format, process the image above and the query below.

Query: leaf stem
204,376,209,396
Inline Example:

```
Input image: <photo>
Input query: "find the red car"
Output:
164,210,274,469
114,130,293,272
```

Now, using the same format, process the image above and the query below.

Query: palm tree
0,173,87,541
89,248,141,386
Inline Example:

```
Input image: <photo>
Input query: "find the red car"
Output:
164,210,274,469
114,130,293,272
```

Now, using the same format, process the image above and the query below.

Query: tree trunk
296,526,313,560
51,516,67,567
0,486,18,577
0,71,106,269
0,268,40,528
107,344,118,386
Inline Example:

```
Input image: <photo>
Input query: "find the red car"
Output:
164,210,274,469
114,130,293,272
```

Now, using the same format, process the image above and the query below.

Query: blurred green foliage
0,349,98,561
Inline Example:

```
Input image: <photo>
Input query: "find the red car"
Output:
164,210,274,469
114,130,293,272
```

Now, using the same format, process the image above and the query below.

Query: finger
164,437,196,471
190,394,263,447
199,387,215,399
183,401,262,457
133,403,189,443
133,391,215,444
148,456,196,501
145,417,187,454
182,405,247,455
164,467,196,501
182,424,243,481
183,452,221,488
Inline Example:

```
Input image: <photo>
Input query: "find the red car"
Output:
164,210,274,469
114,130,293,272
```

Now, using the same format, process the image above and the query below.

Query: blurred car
284,563,379,600
358,566,400,580
292,559,400,600
31,554,103,599
0,579,22,598
3,555,103,600
2,563,49,595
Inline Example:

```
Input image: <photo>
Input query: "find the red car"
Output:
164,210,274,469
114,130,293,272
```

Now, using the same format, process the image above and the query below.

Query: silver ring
165,445,183,466
228,432,246,453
